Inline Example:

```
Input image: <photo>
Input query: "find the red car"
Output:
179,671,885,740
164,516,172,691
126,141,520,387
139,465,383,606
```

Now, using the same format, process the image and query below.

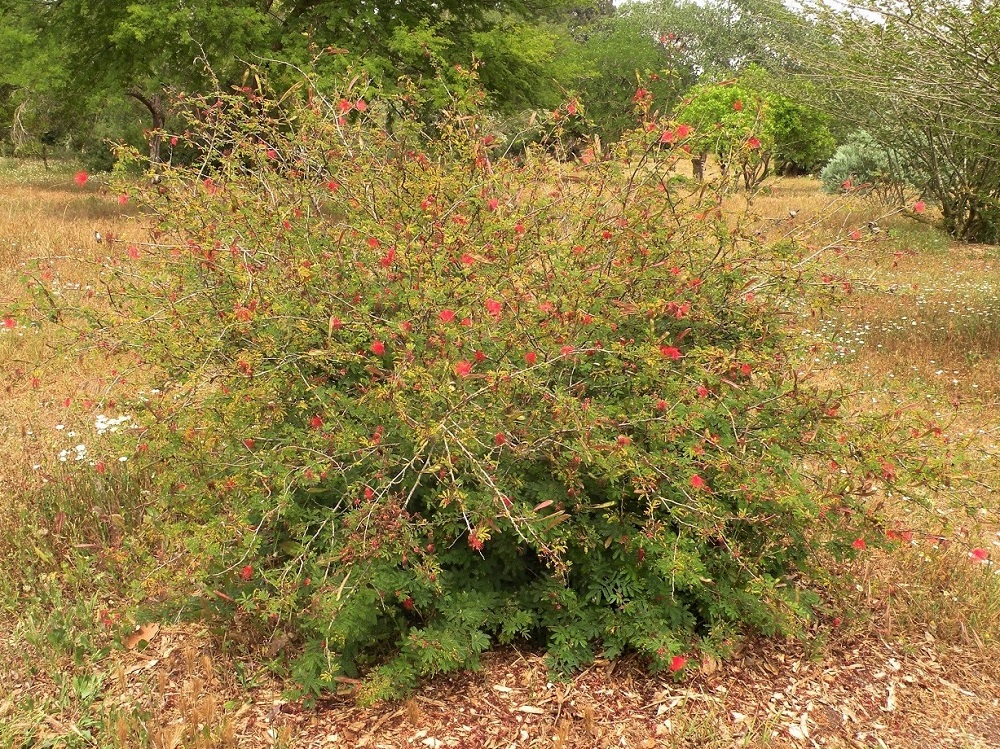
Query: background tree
0,0,586,166
793,0,1000,242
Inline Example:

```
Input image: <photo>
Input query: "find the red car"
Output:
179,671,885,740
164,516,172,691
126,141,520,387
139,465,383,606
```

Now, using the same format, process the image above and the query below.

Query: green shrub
820,130,912,201
100,72,943,702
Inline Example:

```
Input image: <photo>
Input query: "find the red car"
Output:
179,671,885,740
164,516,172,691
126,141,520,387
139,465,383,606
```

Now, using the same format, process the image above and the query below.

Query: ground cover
1,163,998,748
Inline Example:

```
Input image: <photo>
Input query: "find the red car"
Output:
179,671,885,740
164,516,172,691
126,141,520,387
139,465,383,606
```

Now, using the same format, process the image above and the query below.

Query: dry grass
2,161,1000,748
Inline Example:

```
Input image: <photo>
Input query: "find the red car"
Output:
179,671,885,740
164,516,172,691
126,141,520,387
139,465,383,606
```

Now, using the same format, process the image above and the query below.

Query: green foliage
766,95,835,175
672,80,772,187
0,0,586,164
819,131,912,202
674,72,834,186
563,4,694,143
98,70,941,701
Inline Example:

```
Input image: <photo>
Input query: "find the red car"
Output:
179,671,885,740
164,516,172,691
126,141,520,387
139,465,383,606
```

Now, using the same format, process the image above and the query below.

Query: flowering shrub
103,74,941,702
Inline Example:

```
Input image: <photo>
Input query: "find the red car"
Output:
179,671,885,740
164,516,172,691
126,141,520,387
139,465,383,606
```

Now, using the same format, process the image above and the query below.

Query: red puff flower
468,532,484,551
852,538,867,550
439,309,456,324
74,171,89,186
371,341,386,356
669,655,687,672
454,360,472,377
970,548,990,562
660,346,682,360
310,415,324,429
690,475,707,490
524,352,537,365
240,565,254,582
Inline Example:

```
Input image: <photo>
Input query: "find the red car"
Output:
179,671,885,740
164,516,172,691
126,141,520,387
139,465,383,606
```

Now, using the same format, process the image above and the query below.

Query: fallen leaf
124,622,159,650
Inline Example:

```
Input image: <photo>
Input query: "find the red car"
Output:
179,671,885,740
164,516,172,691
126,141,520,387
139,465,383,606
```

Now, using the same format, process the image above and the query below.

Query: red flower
660,346,682,360
454,360,472,377
970,548,990,562
355,99,368,112
243,438,255,450
266,149,278,160
379,247,396,267
468,532,484,551
74,171,89,186
331,317,343,330
495,433,507,446
675,124,692,138
617,435,631,447
740,363,751,376
487,198,499,211
524,352,537,365
240,565,254,582
696,385,709,398
849,230,861,241
371,341,386,356
474,350,486,362
842,179,852,190
460,253,475,266
310,415,324,429
118,194,129,205
337,98,353,113
203,178,217,195
95,460,106,475
913,200,926,214
560,345,575,356
439,309,456,324
514,223,526,235
852,538,867,550
690,475,706,490
364,486,375,500
170,136,179,146
325,180,340,192
733,100,743,111
485,299,502,318
402,596,414,611
660,130,675,144
747,136,761,150
2,317,14,329
669,655,687,672
656,399,668,411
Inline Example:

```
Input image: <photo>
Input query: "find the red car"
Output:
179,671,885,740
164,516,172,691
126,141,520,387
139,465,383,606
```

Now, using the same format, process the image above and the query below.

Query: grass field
1,158,998,748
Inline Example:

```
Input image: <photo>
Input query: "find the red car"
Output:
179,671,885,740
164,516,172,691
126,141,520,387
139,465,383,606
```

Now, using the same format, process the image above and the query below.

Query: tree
0,0,585,165
672,73,834,186
794,0,1000,242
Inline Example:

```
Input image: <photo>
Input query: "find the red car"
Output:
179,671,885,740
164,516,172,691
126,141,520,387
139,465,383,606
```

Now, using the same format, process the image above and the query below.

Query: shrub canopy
105,72,935,702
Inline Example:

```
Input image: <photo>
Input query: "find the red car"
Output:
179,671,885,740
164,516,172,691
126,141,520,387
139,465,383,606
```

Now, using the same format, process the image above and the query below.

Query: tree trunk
127,89,166,164
692,152,707,181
